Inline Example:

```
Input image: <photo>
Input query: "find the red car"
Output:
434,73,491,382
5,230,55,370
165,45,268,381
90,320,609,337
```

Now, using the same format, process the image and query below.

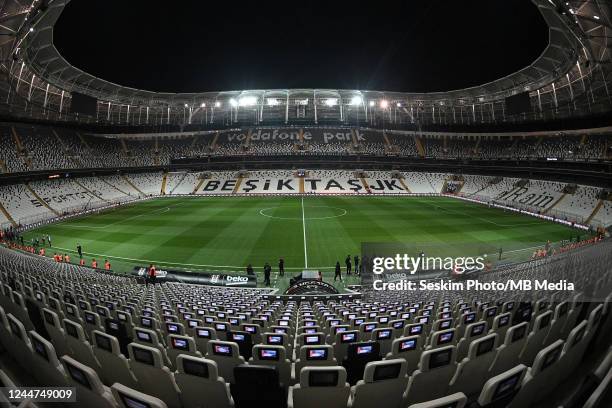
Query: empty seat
449,333,498,396
111,383,168,408
127,343,182,408
288,366,350,408
293,345,337,383
343,342,381,385
403,346,457,405
555,320,589,384
455,321,488,362
488,322,528,377
407,392,467,408
133,327,174,368
231,364,287,408
508,340,564,408
41,308,71,357
166,334,202,367
194,326,218,355
92,330,138,388
332,330,358,363
476,364,527,408
251,345,291,386
29,330,69,387
6,314,35,376
386,335,422,373
371,327,394,356
519,310,552,365
349,359,408,408
205,340,246,384
62,318,102,373
175,355,234,408
61,355,117,408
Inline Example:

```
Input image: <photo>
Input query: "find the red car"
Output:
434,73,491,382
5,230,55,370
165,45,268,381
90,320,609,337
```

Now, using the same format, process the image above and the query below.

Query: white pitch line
301,197,308,268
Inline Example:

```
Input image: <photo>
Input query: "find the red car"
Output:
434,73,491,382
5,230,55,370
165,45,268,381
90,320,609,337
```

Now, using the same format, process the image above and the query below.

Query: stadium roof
0,0,611,126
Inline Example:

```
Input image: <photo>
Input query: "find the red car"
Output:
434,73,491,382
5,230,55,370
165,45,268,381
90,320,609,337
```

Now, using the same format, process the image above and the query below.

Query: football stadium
0,1,611,407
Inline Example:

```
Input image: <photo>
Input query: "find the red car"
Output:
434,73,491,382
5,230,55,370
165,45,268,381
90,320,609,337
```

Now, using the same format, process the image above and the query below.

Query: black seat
342,341,381,385
228,330,253,360
230,364,286,408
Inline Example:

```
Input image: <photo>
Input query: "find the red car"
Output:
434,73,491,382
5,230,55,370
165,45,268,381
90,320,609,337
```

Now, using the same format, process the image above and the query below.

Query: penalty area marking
259,205,347,221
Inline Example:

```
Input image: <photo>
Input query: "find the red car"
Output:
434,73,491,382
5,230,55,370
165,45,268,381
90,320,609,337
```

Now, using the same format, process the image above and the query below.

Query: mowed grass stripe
24,196,581,283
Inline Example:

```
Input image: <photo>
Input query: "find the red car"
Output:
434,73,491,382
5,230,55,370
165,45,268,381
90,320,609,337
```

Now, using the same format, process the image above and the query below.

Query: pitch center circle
259,205,347,220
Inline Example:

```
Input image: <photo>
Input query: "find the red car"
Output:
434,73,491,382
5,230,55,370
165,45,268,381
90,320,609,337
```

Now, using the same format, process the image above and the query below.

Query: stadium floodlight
215,101,221,108
350,96,363,106
200,103,206,108
325,98,338,107
229,98,238,107
184,103,189,108
29,27,34,32
369,100,375,107
267,98,279,106
593,15,600,20
380,100,389,109
238,96,257,107
396,102,402,108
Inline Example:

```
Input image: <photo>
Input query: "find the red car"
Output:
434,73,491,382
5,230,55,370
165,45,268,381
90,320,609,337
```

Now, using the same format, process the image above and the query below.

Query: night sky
54,0,548,94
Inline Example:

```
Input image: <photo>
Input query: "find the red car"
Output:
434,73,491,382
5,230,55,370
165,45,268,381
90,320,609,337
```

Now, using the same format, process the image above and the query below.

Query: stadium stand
0,240,608,407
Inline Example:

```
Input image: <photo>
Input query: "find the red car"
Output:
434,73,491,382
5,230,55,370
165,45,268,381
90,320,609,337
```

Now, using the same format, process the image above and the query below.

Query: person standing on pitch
77,243,82,259
263,262,271,286
246,264,254,276
47,235,52,247
354,255,360,275
278,258,285,277
334,261,342,281
345,255,352,275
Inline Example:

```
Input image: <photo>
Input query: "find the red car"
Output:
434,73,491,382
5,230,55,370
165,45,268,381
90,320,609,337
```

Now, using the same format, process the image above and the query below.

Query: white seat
349,359,408,408
371,328,394,356
508,340,564,408
519,310,552,366
166,334,202,367
175,355,235,408
455,321,488,362
62,318,102,374
555,321,588,384
288,366,350,408
6,314,35,376
111,383,168,408
41,308,71,357
28,330,69,387
543,301,569,346
403,346,457,405
92,330,139,388
385,336,422,374
490,312,512,343
127,343,182,408
426,329,457,351
250,345,291,386
61,355,118,408
449,333,498,396
407,392,467,408
293,345,337,383
476,364,528,408
332,330,358,363
488,322,528,376
193,326,218,355
133,327,174,368
205,340,246,384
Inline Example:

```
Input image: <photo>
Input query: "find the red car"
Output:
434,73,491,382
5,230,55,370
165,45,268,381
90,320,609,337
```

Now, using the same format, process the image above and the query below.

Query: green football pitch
24,196,583,291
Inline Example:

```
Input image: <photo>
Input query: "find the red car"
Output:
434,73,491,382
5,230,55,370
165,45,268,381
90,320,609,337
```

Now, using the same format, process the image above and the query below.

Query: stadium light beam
350,96,363,106
380,100,389,109
200,103,206,108
229,98,238,107
215,101,221,108
267,98,280,106
369,100,375,107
